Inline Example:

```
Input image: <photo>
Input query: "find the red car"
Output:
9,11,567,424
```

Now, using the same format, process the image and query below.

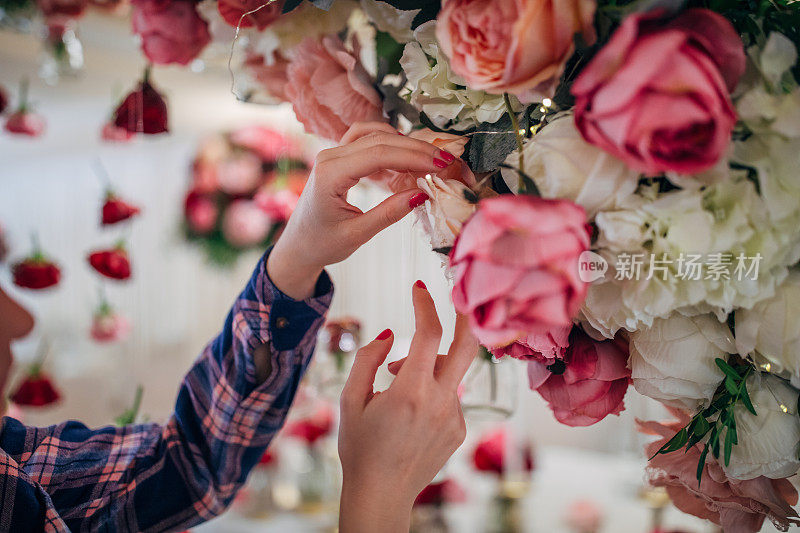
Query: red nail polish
414,280,427,290
397,131,405,136
439,150,455,163
433,158,448,169
376,328,392,340
408,192,429,209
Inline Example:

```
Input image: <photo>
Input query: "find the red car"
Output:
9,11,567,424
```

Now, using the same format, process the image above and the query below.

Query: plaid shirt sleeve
0,249,333,532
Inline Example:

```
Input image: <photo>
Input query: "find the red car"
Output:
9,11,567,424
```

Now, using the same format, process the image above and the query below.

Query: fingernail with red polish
439,150,455,163
376,328,392,340
408,192,429,209
414,280,427,290
397,131,405,136
433,158,448,169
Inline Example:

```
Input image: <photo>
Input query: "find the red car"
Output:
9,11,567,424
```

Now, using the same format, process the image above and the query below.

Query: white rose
500,114,640,219
629,314,732,411
723,373,800,480
415,176,477,249
736,271,800,387
360,0,419,43
400,21,521,131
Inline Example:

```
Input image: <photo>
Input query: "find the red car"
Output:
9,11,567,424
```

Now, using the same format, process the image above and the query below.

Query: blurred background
0,14,763,533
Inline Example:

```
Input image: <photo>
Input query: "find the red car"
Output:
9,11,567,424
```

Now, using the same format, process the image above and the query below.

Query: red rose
572,9,745,175
102,194,141,225
258,449,277,467
286,404,334,445
88,247,132,280
414,479,467,507
13,255,61,290
472,427,535,476
11,373,61,407
113,70,169,134
528,327,630,427
132,0,211,66
217,0,283,30
5,111,46,137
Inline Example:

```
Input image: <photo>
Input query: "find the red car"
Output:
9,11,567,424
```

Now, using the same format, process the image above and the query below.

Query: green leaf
724,376,739,395
375,31,404,77
651,428,688,459
696,443,709,486
740,384,757,416
724,427,734,466
710,426,721,458
716,358,741,381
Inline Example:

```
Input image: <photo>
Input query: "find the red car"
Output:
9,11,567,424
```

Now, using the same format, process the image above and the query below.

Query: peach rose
436,0,596,101
285,35,385,142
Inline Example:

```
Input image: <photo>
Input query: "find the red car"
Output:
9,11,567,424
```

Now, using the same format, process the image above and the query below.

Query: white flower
723,373,800,480
500,114,640,218
360,0,419,43
736,271,800,387
629,314,732,412
400,21,521,130
415,176,477,249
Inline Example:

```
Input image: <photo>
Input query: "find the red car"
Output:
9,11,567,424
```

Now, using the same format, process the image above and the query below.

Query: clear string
228,0,280,101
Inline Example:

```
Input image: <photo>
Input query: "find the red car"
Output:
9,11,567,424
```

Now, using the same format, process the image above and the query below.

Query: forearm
339,479,414,533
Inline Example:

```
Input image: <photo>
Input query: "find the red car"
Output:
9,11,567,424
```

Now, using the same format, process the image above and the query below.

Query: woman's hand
267,122,456,300
338,281,477,533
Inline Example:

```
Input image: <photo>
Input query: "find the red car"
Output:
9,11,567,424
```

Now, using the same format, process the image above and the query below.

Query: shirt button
275,317,289,329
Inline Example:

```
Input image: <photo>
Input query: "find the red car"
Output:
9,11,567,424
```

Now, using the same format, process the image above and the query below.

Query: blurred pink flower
230,125,301,162
285,35,385,142
472,427,534,476
184,191,218,235
131,0,211,66
565,499,604,533
222,200,272,248
572,9,744,175
217,0,282,30
528,327,630,427
217,153,263,195
254,188,298,223
5,111,46,137
639,413,800,532
91,309,131,343
245,52,290,102
286,403,335,445
450,195,589,348
101,122,135,142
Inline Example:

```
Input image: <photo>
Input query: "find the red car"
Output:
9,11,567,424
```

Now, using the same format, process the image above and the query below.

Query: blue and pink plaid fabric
0,251,332,532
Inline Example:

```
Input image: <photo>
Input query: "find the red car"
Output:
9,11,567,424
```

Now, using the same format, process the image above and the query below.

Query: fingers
346,188,425,243
339,122,398,145
337,129,454,163
438,314,478,389
341,329,393,413
398,281,442,378
387,354,447,376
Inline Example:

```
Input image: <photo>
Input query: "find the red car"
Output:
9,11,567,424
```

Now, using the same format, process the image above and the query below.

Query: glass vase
39,21,83,84
460,348,519,420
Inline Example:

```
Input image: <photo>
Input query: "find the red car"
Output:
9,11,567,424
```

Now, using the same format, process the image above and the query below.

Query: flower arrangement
182,126,308,265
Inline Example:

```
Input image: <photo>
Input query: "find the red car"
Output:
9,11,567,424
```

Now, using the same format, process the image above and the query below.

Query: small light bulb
763,362,772,372
542,98,552,107
781,404,789,413
518,128,526,135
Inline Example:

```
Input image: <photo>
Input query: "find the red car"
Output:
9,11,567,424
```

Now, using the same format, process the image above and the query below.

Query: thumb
341,329,393,413
352,188,428,243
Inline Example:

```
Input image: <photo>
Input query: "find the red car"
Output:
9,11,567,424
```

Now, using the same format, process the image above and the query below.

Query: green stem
503,94,525,195
130,385,143,422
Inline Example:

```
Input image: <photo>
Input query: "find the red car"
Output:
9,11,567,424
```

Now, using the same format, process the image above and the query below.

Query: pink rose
285,36,385,142
229,125,301,162
492,324,571,362
221,200,272,248
216,153,263,195
184,191,218,235
91,311,131,343
370,128,476,193
132,0,211,66
254,188,298,223
639,413,800,532
572,9,745,175
217,0,282,30
101,122,134,142
5,111,46,137
450,195,589,348
436,0,596,100
528,327,630,427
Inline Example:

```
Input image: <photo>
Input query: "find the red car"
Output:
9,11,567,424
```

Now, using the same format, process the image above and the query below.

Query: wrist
340,477,414,533
267,240,324,301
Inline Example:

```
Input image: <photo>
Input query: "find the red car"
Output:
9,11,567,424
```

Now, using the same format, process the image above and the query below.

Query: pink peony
528,327,629,427
492,324,571,362
230,125,301,162
5,111,46,137
639,413,800,533
132,0,211,66
572,9,745,175
184,191,218,235
221,200,272,248
101,122,135,142
90,310,131,343
216,153,263,195
472,427,535,476
450,195,589,348
436,0,596,100
245,51,290,102
370,128,476,193
217,0,282,30
254,188,298,223
285,35,385,142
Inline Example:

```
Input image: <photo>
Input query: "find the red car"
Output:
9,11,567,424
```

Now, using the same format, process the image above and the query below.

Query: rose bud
102,193,141,225
113,67,169,134
87,245,132,280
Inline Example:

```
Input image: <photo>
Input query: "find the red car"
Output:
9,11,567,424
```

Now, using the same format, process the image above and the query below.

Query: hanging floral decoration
11,235,61,290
